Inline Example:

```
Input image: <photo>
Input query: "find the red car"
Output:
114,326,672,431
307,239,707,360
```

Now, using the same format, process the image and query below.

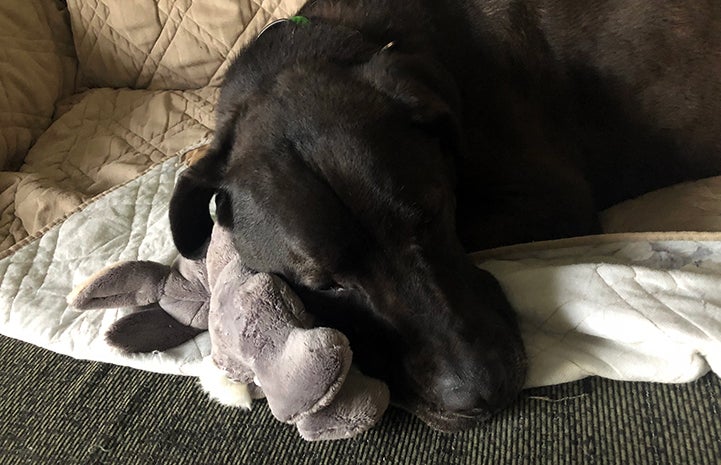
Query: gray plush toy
68,223,389,441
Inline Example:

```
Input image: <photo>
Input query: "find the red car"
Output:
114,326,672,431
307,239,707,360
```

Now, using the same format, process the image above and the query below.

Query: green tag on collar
257,16,311,40
289,15,310,25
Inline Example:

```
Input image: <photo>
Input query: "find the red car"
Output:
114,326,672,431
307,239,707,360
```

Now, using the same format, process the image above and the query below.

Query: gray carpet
1,335,719,465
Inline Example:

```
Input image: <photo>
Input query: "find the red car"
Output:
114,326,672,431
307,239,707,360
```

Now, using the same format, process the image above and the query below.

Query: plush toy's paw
295,367,390,441
197,357,253,409
261,327,353,423
105,305,204,353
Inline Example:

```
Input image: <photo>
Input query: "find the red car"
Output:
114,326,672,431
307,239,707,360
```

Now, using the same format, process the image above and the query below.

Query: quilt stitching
134,0,171,89
21,90,213,173
75,0,104,68
71,0,300,89
111,106,213,159
0,52,12,109
638,271,721,344
596,267,674,341
149,0,260,88
23,116,210,196
158,1,238,57
7,87,214,249
167,91,217,127
77,0,196,89
141,0,189,89
210,2,275,84
0,110,57,120
168,88,218,113
0,143,209,262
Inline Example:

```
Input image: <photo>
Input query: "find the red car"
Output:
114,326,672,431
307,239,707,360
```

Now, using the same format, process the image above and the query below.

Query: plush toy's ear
68,261,171,310
358,51,463,154
105,305,204,353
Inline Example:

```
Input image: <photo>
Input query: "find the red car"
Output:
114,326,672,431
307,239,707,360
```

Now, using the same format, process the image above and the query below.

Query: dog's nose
433,364,508,413
430,345,526,415
434,372,489,413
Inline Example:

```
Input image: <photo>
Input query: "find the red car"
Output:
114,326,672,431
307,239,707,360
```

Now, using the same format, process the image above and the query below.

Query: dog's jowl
169,0,721,431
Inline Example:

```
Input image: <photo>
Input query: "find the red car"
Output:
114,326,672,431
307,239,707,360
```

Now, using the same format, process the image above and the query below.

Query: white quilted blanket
1,154,719,388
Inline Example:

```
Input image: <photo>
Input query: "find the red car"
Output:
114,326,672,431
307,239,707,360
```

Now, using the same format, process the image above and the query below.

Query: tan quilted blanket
0,0,304,254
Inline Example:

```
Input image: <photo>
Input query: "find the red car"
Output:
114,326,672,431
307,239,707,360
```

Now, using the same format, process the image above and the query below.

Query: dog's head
170,24,526,431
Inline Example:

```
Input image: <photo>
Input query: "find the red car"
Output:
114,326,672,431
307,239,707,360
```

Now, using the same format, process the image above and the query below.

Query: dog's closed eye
297,272,346,293
318,280,345,292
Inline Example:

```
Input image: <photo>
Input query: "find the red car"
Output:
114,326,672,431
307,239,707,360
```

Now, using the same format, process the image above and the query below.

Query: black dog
169,0,721,431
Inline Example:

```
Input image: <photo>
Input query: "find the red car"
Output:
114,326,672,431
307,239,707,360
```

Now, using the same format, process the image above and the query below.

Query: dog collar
256,15,397,54
257,15,310,39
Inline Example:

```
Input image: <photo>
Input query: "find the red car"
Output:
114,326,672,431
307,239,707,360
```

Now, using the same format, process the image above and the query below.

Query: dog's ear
170,138,232,259
170,110,239,258
169,166,216,259
358,51,463,153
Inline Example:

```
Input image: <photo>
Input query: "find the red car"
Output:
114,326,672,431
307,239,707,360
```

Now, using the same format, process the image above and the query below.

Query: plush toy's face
170,43,527,431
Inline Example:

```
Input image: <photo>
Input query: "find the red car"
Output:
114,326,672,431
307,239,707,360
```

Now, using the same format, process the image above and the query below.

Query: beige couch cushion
68,0,306,90
0,0,77,170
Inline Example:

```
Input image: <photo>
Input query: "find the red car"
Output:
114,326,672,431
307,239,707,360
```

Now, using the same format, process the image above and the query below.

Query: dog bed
2,152,721,389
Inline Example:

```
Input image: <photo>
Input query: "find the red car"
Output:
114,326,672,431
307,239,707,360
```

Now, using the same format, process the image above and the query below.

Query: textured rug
1,335,719,465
